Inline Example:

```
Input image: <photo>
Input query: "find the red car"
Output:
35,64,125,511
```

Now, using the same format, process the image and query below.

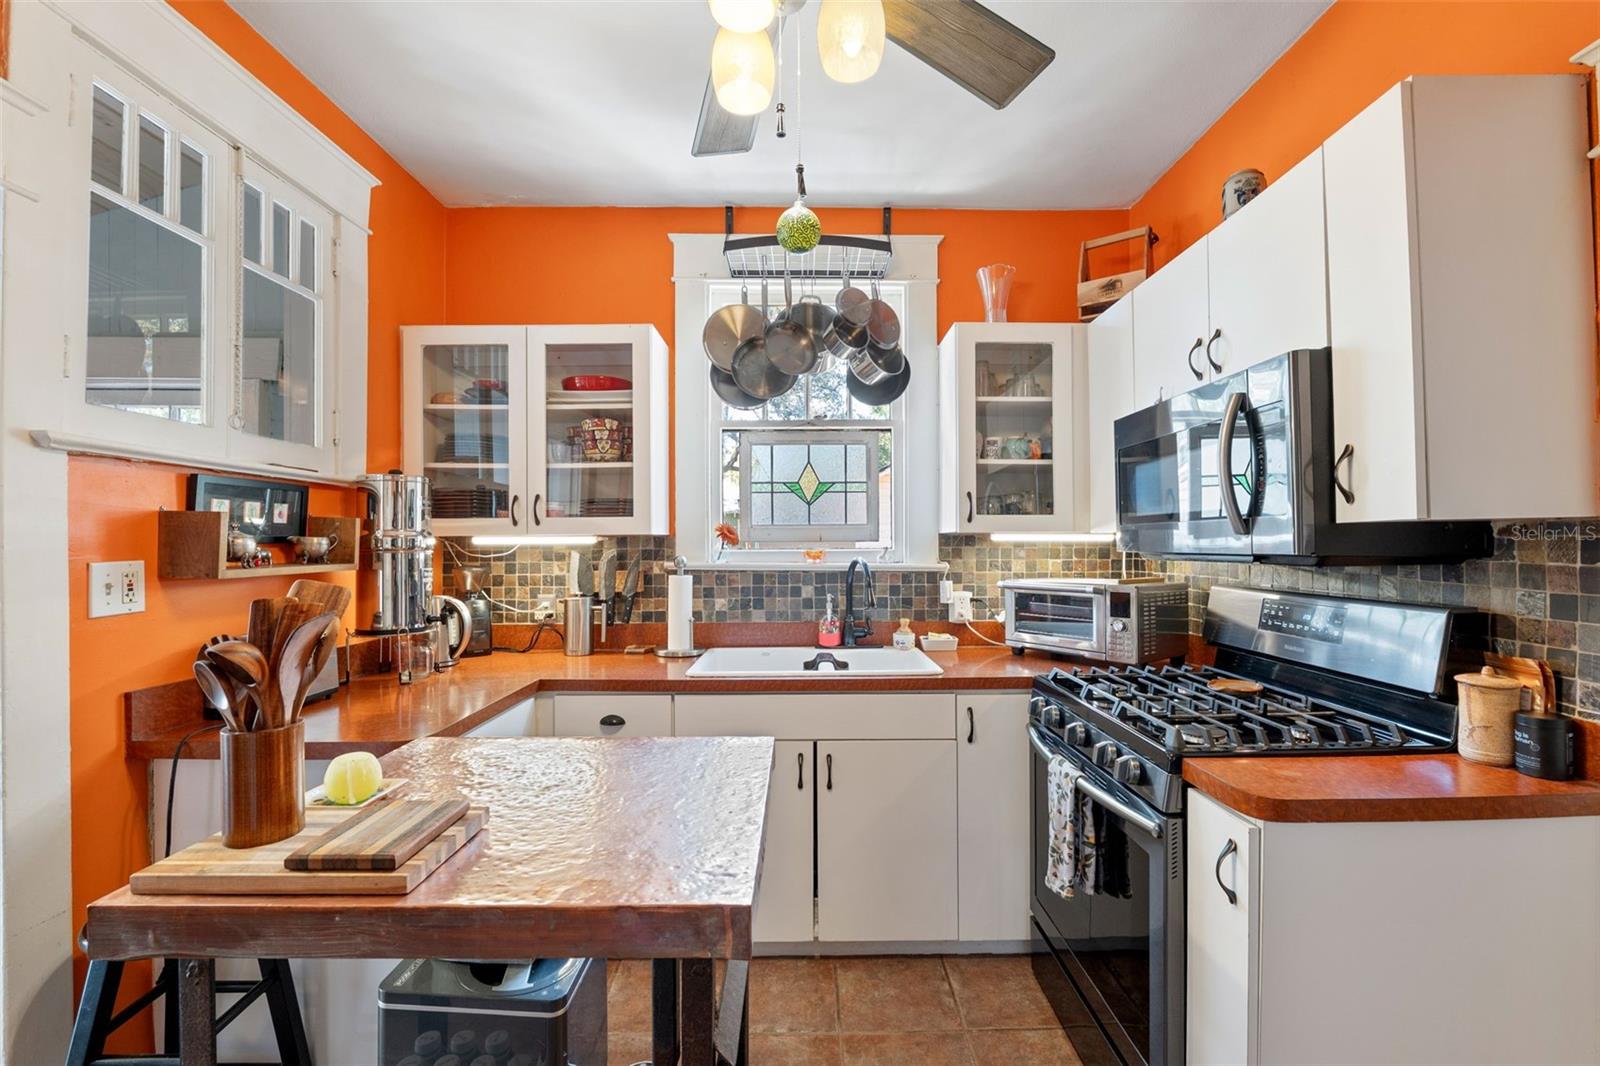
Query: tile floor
604,954,1119,1065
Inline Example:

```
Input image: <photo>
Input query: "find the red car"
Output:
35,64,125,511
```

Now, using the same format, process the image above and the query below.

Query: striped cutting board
284,797,470,872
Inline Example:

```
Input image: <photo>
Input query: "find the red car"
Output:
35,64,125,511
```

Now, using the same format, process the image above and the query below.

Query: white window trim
15,0,377,482
672,232,942,567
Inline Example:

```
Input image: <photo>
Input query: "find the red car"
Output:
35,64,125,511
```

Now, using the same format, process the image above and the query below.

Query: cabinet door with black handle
754,740,817,945
955,693,1033,942
1185,788,1261,1066
550,694,672,737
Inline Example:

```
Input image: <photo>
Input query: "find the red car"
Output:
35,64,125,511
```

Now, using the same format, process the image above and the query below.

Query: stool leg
177,959,217,1066
66,959,125,1066
651,959,680,1066
160,960,179,1053
259,959,314,1065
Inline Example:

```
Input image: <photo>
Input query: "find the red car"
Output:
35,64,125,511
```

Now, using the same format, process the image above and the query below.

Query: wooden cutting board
130,806,488,896
285,798,470,872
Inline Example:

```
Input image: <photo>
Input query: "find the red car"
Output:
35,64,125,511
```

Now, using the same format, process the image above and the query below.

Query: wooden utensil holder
222,721,305,848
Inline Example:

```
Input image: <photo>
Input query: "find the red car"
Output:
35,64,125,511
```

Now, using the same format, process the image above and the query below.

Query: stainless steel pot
847,339,906,385
764,271,819,375
820,270,871,360
846,354,912,407
710,365,767,409
702,283,765,371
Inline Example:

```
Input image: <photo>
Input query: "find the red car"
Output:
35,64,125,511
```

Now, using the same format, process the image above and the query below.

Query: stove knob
1110,619,1127,633
1063,722,1088,746
1091,740,1118,768
1113,755,1143,785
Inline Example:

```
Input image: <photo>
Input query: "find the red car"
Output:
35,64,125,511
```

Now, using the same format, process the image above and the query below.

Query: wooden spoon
192,661,242,732
287,579,352,621
1208,677,1264,695
248,597,292,655
277,612,338,724
268,599,318,669
206,641,275,728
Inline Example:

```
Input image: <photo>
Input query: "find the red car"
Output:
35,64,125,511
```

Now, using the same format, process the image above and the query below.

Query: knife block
222,720,306,848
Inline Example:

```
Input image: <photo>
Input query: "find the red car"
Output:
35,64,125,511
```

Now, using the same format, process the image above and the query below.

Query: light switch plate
88,560,145,618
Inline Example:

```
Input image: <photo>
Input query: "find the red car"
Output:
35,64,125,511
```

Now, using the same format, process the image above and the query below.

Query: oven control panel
1259,599,1347,643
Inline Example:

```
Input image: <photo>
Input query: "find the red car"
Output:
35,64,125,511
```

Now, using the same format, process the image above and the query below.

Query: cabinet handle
1205,328,1223,373
966,706,975,744
825,752,833,791
1332,444,1356,505
510,494,521,527
1186,337,1205,381
1215,838,1239,905
797,751,805,790
966,491,974,524
599,714,625,728
532,493,543,526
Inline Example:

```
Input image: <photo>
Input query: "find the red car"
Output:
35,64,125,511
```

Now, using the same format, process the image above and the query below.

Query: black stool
67,956,312,1066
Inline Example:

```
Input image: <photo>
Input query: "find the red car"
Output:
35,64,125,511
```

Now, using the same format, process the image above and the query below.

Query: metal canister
357,473,435,634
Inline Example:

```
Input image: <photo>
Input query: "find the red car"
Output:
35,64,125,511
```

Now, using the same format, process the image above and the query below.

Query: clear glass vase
977,263,1016,322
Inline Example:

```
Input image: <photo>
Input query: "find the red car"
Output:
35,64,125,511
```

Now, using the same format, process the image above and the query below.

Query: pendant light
711,27,776,116
817,0,885,84
708,0,775,34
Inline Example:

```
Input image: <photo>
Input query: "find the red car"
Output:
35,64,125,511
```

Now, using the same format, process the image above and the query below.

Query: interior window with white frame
706,281,907,558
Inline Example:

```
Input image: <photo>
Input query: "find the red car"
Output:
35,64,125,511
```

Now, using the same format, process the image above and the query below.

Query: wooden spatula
287,579,352,622
249,597,293,656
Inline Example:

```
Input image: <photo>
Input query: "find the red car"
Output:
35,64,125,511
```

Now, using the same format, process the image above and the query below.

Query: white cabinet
1131,239,1209,408
402,325,530,538
403,324,669,537
816,739,958,942
1324,76,1597,522
528,325,669,535
955,694,1032,943
463,697,539,737
939,323,1080,533
1205,149,1330,378
1185,788,1600,1065
1085,296,1134,533
1185,790,1260,1066
551,694,672,736
755,740,817,944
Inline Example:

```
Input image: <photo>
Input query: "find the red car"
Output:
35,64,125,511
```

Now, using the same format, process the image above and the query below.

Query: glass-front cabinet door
402,326,528,536
939,323,1077,533
528,325,668,535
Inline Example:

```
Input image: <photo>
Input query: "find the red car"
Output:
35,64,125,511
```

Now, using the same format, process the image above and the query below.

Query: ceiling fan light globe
817,0,885,84
711,28,776,116
708,0,776,34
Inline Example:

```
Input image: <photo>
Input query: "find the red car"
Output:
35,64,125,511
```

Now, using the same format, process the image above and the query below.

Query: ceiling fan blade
883,0,1055,110
691,74,760,156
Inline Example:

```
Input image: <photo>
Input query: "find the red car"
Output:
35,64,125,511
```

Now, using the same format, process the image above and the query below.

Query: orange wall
1130,0,1600,268
65,1,448,1044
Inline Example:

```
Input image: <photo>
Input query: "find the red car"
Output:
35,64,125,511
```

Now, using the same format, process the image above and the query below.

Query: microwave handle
1218,390,1251,537
1027,727,1164,839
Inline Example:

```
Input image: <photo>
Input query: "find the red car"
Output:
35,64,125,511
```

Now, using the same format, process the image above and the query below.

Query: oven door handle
1028,728,1164,840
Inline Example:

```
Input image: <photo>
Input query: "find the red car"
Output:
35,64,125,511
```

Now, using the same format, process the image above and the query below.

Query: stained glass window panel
739,432,878,544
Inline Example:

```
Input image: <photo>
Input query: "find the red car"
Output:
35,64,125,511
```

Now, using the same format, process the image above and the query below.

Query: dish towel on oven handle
1045,756,1083,899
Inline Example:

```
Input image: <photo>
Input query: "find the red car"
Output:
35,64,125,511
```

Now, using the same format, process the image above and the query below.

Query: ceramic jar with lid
1455,667,1525,766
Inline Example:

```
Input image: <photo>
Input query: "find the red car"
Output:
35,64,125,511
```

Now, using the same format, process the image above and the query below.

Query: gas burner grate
1045,665,1423,755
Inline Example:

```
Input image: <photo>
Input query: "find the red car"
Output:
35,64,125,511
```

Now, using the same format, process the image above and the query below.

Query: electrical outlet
947,590,974,624
88,560,145,618
533,597,557,620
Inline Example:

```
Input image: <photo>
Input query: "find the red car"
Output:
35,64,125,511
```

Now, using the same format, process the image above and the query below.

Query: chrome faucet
843,557,876,647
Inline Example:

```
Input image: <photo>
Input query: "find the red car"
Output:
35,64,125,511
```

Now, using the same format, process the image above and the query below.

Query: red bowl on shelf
561,375,631,392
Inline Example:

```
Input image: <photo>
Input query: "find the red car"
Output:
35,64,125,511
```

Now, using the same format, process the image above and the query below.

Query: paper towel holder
655,647,706,659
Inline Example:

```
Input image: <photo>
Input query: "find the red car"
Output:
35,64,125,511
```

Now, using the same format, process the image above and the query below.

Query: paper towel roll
667,574,695,651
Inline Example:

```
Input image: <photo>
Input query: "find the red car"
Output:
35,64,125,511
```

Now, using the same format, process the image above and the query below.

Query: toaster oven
999,579,1189,664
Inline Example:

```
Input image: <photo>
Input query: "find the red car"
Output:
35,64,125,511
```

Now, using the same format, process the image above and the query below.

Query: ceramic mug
981,437,1003,459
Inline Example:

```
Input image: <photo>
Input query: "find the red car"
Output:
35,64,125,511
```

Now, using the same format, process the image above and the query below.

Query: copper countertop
1183,752,1600,822
129,645,1061,760
88,735,773,962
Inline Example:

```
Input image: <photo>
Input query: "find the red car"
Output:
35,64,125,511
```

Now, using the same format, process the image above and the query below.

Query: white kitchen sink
684,645,944,678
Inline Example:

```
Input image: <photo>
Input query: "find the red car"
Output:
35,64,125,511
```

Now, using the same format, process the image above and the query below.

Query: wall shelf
158,510,359,581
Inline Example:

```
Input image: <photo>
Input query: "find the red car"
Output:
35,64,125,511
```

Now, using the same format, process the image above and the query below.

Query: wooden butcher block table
83,735,776,1066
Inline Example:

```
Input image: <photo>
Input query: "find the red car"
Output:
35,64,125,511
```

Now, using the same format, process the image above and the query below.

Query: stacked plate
432,486,507,519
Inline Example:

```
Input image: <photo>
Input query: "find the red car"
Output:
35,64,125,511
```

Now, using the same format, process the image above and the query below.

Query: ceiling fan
692,0,1056,157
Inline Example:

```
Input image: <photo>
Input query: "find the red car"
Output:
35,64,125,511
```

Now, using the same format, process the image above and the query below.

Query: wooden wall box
158,509,359,580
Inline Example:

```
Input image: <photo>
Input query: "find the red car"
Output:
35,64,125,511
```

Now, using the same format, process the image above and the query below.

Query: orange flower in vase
802,549,827,564
714,523,740,547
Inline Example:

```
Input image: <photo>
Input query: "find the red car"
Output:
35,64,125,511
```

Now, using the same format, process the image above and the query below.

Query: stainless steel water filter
357,473,437,634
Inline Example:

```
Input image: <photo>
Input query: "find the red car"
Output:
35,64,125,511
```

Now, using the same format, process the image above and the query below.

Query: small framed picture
188,474,308,544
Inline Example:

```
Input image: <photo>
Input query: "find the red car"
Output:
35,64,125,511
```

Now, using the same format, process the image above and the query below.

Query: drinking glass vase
977,264,1016,322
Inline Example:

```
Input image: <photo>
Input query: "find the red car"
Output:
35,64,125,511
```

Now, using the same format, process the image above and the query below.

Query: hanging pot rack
721,205,894,281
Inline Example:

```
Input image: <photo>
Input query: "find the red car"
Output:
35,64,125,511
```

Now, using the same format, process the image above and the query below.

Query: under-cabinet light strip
988,533,1117,544
469,535,599,547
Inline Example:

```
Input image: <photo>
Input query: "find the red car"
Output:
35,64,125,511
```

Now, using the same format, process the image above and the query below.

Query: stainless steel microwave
999,578,1189,664
1112,349,1493,564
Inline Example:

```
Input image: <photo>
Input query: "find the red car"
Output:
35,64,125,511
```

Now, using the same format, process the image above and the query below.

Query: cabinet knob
599,714,625,728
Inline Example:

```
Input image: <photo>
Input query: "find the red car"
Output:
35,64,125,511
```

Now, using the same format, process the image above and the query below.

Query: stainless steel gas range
1027,586,1483,1066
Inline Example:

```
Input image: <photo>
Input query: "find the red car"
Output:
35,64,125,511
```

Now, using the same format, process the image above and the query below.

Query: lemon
323,751,383,805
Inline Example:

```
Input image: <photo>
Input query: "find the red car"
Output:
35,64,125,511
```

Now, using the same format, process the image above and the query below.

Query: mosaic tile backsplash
440,519,1600,721
438,536,1135,626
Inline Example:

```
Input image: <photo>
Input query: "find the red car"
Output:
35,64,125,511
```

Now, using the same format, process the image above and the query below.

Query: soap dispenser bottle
818,594,842,648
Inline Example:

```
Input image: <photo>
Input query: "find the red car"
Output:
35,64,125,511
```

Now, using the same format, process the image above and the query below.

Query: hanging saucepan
765,269,819,376
702,283,765,371
732,277,799,400
849,281,904,384
820,267,871,361
710,365,767,409
785,268,835,363
846,354,911,408
721,278,785,405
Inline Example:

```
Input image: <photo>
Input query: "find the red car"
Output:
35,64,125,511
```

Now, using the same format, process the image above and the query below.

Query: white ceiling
228,0,1330,210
